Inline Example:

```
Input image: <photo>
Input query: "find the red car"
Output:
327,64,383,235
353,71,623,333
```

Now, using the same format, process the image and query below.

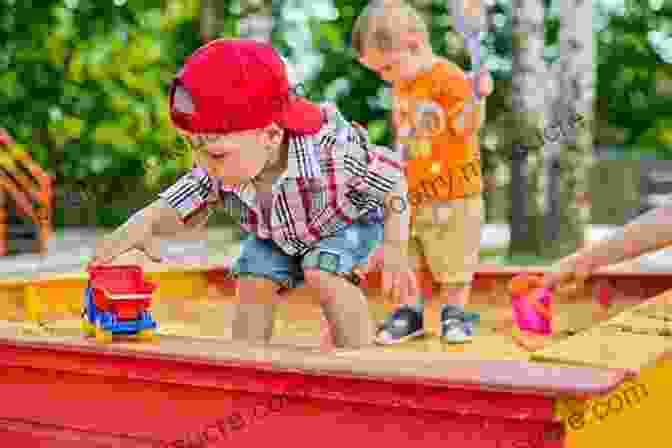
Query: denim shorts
232,220,384,290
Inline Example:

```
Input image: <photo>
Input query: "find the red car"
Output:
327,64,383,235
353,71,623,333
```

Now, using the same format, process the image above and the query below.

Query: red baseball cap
169,38,324,135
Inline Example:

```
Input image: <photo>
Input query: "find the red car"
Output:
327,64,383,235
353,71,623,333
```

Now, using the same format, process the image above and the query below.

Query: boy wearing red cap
89,38,417,348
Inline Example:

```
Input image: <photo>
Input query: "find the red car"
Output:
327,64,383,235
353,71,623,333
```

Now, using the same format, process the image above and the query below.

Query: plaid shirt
159,104,404,257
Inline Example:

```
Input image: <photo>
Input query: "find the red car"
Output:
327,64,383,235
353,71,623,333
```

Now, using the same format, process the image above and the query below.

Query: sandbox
0,259,670,448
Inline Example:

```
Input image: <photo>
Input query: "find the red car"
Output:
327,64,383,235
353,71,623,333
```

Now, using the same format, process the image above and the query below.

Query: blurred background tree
0,0,202,226
507,0,548,261
504,0,595,262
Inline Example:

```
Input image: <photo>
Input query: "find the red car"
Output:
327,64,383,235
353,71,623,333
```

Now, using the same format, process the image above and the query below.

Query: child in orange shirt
352,0,493,344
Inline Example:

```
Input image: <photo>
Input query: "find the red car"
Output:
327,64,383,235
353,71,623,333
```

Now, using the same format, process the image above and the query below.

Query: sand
0,288,636,361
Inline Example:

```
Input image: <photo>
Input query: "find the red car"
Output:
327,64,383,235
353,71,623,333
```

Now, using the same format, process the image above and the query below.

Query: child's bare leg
320,314,336,350
232,277,279,344
306,220,383,349
374,196,483,344
428,195,484,343
437,282,472,308
230,234,299,344
431,195,483,343
305,269,374,349
435,281,477,343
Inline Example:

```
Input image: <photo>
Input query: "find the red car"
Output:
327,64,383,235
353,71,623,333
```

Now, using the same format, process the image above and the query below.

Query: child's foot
374,305,425,345
441,304,479,344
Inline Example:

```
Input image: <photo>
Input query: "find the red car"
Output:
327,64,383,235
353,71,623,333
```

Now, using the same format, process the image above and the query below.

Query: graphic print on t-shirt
394,95,447,161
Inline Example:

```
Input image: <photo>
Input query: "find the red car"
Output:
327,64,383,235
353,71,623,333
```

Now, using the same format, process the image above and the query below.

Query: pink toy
509,274,553,336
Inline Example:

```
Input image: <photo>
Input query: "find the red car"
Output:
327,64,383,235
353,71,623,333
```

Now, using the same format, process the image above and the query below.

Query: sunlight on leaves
367,120,387,143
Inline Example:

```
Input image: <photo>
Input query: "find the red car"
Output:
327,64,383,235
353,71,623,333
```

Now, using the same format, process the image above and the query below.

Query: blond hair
351,0,429,56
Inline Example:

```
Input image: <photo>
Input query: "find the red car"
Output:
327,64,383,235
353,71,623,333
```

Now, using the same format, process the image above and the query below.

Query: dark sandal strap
379,306,422,332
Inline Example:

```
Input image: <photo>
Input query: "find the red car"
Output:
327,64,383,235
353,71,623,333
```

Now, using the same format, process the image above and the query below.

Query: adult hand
542,253,595,295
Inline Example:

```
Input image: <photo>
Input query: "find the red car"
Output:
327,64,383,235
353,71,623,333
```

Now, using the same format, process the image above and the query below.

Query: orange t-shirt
393,58,483,201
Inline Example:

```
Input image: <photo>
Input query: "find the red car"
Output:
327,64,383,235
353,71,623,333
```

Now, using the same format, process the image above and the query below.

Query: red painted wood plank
0,417,161,448
0,337,626,400
0,364,564,448
1,258,647,448
0,327,626,448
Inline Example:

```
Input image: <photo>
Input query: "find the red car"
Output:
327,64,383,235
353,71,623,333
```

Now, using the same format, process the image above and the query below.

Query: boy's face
358,34,427,84
182,127,279,185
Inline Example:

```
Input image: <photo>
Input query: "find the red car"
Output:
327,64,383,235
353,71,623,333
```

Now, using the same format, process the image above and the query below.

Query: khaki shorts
409,194,484,285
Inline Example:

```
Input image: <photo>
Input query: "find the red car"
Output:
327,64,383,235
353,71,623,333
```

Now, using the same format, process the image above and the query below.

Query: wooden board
532,292,672,371
0,327,627,448
0,327,625,397
0,290,623,362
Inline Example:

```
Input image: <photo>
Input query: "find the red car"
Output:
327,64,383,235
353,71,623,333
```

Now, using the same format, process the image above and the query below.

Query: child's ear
173,85,195,114
404,32,426,52
261,123,284,146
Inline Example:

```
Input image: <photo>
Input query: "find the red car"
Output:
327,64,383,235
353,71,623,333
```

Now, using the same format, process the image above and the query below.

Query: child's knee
303,268,334,289
437,282,472,298
303,268,360,293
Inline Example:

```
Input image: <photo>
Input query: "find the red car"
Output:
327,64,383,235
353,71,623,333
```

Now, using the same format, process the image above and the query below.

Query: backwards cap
169,38,324,136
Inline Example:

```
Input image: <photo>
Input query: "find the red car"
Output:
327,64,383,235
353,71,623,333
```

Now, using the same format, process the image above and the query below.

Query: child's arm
377,176,418,303
339,108,417,302
89,198,188,266
382,176,409,252
467,66,493,129
90,169,214,266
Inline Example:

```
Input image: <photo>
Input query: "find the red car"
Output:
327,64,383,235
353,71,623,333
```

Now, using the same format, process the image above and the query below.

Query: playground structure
0,129,52,256
0,262,669,448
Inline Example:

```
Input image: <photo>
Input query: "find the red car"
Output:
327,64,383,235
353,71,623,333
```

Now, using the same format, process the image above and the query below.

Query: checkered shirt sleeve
158,167,214,223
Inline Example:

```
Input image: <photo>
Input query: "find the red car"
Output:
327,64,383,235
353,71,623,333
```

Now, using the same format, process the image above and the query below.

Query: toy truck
82,264,158,343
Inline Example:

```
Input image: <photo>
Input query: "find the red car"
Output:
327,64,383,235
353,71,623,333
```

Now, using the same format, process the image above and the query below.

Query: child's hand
355,242,418,303
88,229,163,268
468,66,493,98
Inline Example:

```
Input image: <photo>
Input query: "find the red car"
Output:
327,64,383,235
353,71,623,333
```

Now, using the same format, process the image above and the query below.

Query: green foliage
1,0,201,226
596,0,671,153
1,0,669,229
296,0,392,144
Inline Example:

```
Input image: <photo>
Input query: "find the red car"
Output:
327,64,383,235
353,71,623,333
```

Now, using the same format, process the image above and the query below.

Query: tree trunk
200,0,275,51
239,0,273,42
200,0,228,42
508,0,547,259
541,0,594,259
